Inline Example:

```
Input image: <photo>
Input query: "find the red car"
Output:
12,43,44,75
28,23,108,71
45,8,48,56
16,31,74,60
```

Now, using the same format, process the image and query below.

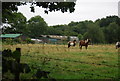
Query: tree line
2,2,120,44
47,16,120,43
2,12,120,44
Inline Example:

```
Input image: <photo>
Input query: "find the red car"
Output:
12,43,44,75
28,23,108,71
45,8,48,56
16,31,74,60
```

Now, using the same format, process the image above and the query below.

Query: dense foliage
27,16,48,38
2,15,120,44
46,16,120,43
2,2,120,44
2,2,76,23
2,12,27,34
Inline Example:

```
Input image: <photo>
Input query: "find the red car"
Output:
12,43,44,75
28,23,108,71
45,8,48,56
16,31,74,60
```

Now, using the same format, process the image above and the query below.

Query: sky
18,0,120,26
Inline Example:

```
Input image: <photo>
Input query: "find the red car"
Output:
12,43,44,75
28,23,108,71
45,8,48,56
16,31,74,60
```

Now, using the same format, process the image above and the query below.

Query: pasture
2,44,119,79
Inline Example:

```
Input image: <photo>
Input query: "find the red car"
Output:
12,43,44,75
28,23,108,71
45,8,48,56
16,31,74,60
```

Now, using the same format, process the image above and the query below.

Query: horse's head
73,40,76,43
88,39,91,42
86,39,91,44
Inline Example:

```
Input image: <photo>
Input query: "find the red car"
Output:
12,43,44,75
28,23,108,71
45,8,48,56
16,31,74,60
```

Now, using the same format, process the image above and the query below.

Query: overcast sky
18,0,120,26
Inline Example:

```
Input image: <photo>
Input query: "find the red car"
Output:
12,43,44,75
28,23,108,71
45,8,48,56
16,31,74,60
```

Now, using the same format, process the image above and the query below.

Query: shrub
25,38,35,44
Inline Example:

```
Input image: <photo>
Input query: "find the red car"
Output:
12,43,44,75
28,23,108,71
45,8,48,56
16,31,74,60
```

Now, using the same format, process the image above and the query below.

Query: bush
14,38,22,43
25,38,35,44
3,38,14,45
2,38,35,45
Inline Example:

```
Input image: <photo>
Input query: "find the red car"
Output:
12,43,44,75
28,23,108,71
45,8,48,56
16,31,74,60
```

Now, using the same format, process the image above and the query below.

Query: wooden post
15,48,21,63
14,48,21,81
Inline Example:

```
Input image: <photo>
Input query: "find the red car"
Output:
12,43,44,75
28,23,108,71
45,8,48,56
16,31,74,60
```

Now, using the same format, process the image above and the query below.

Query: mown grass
2,44,119,79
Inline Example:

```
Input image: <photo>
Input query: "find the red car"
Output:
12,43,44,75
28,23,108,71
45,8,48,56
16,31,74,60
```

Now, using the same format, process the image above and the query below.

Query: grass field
2,44,119,79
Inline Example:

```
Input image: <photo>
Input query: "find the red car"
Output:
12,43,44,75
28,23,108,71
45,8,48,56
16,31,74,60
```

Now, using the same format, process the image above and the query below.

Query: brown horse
79,39,91,49
68,40,76,48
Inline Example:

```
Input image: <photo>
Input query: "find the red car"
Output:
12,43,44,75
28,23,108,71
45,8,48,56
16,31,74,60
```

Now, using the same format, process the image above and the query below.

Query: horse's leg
79,42,81,49
79,45,81,49
68,44,70,48
116,46,118,49
80,46,82,49
85,45,88,49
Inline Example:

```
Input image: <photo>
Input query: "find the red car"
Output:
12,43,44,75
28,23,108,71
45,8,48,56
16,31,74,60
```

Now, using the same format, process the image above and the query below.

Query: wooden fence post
15,48,21,63
14,48,21,81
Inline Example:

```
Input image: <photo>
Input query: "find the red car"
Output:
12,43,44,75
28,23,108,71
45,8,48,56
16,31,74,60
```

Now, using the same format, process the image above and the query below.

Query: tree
2,2,24,23
68,21,93,35
2,2,76,23
95,16,120,27
83,23,105,43
95,15,120,43
77,34,83,40
27,16,48,38
104,22,120,43
47,25,78,36
2,12,27,34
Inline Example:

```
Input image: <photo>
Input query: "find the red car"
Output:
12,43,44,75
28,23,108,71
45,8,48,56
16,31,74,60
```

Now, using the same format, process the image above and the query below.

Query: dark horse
79,39,91,49
68,40,76,48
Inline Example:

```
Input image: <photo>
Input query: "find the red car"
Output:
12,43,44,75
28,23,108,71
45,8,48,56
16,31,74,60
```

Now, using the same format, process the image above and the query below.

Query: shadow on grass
2,48,56,81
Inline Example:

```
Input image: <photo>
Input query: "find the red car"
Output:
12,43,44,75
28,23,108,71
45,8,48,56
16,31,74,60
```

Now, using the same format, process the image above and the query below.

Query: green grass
2,44,119,79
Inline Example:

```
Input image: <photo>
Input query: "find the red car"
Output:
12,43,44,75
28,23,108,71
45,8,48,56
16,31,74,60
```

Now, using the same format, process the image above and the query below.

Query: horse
79,39,91,49
68,40,76,48
116,42,120,49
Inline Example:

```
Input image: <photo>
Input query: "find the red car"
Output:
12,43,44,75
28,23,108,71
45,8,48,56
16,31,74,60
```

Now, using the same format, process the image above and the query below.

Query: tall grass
2,44,119,79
